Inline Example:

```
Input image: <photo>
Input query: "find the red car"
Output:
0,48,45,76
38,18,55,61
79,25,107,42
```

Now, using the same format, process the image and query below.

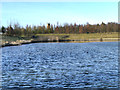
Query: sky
1,2,118,27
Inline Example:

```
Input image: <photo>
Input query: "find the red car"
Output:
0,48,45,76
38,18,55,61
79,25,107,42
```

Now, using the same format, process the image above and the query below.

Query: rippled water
2,42,118,89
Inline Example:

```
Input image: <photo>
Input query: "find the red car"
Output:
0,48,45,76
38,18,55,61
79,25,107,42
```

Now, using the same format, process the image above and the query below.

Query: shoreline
1,32,118,47
1,38,119,47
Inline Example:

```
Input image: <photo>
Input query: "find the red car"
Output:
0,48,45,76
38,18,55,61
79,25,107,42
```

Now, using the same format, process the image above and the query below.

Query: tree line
0,22,118,37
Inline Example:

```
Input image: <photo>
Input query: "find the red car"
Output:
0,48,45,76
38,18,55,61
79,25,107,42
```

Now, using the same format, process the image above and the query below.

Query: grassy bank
1,32,118,47
36,32,118,40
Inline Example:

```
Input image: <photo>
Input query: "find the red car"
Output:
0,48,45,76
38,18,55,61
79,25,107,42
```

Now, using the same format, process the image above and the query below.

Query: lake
2,42,118,89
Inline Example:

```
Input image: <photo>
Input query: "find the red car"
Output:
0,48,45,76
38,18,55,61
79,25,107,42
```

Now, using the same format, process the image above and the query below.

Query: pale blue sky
1,2,118,27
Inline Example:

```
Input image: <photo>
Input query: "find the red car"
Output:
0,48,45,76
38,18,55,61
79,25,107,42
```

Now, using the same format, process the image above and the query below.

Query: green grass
36,32,118,40
67,32,118,40
1,35,30,43
1,32,118,44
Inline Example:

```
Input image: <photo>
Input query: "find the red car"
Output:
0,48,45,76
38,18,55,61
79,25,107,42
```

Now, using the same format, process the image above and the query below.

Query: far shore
1,33,119,47
1,38,119,47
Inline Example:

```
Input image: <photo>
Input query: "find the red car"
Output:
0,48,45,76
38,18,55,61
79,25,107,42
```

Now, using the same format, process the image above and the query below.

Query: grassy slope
68,33,118,40
1,32,118,44
36,32,118,40
1,35,30,44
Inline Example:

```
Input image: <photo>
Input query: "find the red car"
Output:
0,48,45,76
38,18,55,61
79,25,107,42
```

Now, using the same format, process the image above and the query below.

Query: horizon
1,2,118,27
